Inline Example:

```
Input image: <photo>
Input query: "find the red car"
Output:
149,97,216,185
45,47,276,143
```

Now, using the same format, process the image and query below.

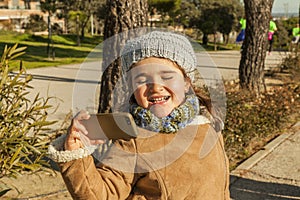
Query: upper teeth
150,96,168,102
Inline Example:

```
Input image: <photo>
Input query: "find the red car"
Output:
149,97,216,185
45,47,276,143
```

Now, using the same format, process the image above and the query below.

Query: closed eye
161,76,173,80
134,77,148,85
135,80,147,85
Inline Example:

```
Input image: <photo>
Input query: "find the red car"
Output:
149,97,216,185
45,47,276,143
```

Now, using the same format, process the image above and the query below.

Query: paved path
200,50,286,80
230,122,300,200
1,50,299,200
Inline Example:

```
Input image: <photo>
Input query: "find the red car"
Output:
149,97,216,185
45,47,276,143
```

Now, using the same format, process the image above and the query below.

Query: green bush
23,14,47,33
0,44,56,181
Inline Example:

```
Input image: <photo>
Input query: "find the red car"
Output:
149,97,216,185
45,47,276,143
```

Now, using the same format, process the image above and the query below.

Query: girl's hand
64,110,105,151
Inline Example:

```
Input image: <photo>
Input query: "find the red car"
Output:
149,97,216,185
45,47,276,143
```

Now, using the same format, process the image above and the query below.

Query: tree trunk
239,0,274,95
202,34,208,45
213,33,217,51
98,0,148,113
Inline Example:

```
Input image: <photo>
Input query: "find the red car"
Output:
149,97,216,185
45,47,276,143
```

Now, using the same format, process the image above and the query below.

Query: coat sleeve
48,135,137,200
59,155,135,200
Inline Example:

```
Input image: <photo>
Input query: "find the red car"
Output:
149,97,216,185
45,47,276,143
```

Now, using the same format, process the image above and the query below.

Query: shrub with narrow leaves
0,44,56,180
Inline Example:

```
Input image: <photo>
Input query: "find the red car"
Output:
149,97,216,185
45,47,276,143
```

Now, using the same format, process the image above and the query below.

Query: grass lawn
0,31,103,70
0,31,241,71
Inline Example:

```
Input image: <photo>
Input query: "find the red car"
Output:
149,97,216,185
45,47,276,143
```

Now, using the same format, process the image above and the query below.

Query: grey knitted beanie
121,31,197,81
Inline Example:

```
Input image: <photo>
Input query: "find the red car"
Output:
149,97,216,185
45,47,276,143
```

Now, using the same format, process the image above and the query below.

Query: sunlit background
272,0,299,17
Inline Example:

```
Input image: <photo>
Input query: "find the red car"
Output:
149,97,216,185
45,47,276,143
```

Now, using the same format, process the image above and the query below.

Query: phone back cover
82,113,138,140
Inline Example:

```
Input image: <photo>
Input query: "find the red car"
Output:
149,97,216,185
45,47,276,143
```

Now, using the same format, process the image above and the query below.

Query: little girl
48,30,230,199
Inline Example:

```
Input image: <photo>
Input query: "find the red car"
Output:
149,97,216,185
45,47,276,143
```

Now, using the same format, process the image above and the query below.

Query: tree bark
98,0,148,113
239,0,274,95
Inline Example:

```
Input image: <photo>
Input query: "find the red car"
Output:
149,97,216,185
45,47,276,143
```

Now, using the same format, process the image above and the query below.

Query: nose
148,83,164,92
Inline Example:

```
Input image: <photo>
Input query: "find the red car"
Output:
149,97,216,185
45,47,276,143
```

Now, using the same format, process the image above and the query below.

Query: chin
150,106,172,118
154,112,169,118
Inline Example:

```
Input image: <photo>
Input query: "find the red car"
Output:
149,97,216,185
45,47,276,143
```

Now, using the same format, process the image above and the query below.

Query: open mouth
148,96,170,104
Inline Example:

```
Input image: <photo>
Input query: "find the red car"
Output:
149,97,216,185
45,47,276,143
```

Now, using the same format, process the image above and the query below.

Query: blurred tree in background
23,14,48,33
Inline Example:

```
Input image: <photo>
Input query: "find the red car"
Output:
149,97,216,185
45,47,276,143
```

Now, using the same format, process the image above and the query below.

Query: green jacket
269,20,277,33
292,27,300,37
240,18,246,30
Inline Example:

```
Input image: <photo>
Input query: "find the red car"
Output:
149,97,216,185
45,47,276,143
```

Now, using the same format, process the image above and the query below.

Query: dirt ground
0,168,72,199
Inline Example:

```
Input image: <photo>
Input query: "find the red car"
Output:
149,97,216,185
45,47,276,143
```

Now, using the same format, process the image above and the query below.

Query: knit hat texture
121,31,197,81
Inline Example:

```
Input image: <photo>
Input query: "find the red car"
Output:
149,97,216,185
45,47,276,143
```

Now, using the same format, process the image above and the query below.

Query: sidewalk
230,122,300,199
1,50,299,199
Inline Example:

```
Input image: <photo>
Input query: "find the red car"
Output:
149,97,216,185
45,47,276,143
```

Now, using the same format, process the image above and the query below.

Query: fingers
89,139,106,145
73,118,88,135
65,129,84,150
69,129,81,140
72,110,90,135
65,110,106,150
64,110,90,150
74,110,90,121
74,130,106,148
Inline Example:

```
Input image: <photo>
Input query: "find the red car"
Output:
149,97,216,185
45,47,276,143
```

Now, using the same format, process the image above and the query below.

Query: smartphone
81,112,138,140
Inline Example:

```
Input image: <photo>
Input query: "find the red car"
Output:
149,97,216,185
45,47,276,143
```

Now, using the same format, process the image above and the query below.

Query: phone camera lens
125,117,131,125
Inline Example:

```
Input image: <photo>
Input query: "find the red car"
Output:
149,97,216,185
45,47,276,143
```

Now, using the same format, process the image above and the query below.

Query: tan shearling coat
49,124,230,200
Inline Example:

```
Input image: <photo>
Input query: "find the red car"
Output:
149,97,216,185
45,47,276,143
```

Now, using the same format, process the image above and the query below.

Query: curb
230,121,300,181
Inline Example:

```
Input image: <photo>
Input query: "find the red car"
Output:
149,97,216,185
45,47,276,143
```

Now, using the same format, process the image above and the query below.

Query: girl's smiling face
129,57,191,118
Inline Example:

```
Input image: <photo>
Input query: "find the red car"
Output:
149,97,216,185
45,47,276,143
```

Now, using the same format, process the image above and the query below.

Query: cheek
167,80,187,99
133,86,147,107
